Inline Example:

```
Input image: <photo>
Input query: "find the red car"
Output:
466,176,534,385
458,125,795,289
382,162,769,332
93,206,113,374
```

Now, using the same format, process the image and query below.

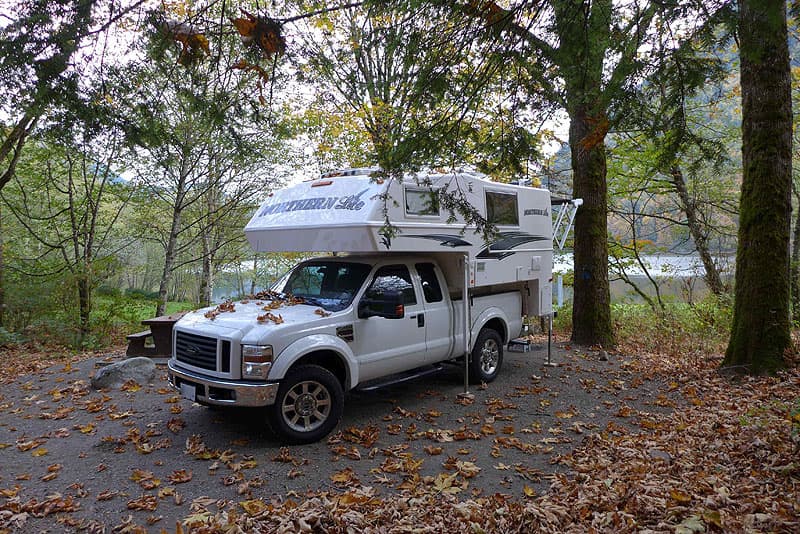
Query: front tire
469,328,503,384
267,365,344,444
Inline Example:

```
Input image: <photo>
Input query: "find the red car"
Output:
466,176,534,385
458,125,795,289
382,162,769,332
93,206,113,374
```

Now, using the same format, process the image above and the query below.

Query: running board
355,364,445,392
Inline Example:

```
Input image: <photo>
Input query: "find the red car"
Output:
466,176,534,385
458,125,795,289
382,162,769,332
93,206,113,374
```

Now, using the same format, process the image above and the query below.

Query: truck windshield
276,261,372,312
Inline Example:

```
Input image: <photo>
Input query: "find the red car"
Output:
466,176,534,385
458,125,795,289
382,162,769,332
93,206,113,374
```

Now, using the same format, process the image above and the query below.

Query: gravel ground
0,342,675,532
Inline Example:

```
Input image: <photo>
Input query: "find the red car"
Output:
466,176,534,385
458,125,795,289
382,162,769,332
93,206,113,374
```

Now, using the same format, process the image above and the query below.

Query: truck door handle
417,313,424,328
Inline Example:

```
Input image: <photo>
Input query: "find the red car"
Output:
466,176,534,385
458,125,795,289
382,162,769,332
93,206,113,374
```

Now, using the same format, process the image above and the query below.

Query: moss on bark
723,0,792,374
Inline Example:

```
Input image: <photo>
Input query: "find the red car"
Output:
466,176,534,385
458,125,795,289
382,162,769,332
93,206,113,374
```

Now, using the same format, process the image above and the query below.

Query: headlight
241,345,273,380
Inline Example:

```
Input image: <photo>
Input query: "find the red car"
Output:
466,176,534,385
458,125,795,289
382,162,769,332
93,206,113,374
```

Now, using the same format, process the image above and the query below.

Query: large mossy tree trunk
569,105,613,347
556,0,614,348
723,0,792,374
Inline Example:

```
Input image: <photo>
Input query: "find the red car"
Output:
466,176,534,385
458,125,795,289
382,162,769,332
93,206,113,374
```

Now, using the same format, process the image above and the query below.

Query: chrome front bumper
167,360,279,407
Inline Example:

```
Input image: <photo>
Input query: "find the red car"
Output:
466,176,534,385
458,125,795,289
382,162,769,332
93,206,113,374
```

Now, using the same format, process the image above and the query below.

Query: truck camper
168,169,580,443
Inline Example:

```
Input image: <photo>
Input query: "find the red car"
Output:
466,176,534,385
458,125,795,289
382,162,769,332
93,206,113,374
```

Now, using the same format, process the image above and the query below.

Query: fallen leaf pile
0,342,797,532
204,301,235,320
168,355,799,532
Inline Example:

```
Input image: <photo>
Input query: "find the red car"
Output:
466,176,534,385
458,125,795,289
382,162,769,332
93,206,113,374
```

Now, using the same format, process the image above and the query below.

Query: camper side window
405,188,440,216
486,191,519,226
365,265,417,305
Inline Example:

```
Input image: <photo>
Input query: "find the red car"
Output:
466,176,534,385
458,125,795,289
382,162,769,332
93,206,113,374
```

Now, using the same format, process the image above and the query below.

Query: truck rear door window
405,188,440,216
366,265,417,305
415,263,443,303
486,191,518,226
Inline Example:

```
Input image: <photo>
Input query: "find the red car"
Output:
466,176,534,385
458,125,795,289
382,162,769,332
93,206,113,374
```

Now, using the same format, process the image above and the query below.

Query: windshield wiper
300,296,324,307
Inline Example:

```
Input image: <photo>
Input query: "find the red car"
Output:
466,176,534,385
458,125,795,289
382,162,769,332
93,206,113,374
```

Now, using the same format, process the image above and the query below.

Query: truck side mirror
357,290,404,319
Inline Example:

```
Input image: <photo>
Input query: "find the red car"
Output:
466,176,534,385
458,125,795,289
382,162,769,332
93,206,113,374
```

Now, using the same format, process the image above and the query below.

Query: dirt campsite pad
0,342,797,532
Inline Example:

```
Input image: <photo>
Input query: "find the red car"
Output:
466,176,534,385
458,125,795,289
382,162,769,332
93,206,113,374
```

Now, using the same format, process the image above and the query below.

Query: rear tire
469,328,503,384
267,364,344,444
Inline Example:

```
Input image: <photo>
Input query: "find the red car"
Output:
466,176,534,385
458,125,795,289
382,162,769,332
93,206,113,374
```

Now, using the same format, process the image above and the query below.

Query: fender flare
471,307,512,346
269,334,359,390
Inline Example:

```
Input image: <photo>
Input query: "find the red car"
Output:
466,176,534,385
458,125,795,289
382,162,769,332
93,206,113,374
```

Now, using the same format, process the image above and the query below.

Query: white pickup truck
168,254,522,443
167,169,579,443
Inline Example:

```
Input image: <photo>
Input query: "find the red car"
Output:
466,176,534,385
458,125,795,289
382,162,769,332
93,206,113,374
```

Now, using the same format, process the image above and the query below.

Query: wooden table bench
126,311,188,359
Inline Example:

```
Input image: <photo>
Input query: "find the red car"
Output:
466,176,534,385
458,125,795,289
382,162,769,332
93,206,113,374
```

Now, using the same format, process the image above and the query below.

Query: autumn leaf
96,490,118,501
702,509,723,529
670,489,692,504
167,418,185,433
0,486,20,498
240,499,268,516
16,438,45,452
432,472,462,494
120,379,141,392
127,494,158,511
423,445,443,455
167,469,193,484
523,485,537,498
331,468,359,487
231,11,286,59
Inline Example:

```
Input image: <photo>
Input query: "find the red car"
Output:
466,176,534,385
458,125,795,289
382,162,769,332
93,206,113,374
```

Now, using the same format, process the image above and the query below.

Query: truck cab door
414,262,452,361
353,264,427,381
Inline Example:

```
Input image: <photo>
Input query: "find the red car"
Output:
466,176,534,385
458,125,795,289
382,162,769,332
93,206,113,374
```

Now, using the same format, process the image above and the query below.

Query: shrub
125,288,160,300
553,295,732,362
0,327,25,347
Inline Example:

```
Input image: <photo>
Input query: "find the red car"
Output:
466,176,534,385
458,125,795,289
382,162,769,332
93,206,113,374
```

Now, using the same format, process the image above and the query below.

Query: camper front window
486,191,519,226
276,261,372,312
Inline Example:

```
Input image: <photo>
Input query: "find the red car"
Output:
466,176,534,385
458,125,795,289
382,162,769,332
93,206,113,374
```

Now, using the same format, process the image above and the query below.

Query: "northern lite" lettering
258,189,369,217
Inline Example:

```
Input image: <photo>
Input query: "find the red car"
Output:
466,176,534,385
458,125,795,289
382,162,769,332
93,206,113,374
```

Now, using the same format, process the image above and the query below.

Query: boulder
91,357,156,389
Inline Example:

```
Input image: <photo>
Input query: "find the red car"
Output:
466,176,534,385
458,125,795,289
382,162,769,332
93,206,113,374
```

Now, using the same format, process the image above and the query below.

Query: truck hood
176,298,342,344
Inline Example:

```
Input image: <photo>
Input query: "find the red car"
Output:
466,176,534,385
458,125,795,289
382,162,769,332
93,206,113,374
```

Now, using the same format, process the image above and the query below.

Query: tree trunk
670,166,726,296
569,106,613,347
0,204,4,328
791,185,800,319
156,154,189,316
77,271,91,341
200,236,213,307
723,0,792,374
250,255,258,295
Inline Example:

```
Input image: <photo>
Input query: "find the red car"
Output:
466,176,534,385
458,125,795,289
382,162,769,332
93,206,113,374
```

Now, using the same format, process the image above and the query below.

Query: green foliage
0,327,25,347
614,297,732,358
555,295,732,358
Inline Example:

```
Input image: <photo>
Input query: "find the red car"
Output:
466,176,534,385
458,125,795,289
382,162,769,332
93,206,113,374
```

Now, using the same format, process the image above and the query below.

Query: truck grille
176,332,218,371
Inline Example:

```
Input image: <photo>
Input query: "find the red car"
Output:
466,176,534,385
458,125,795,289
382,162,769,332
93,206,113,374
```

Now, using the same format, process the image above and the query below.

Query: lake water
553,253,734,304
212,254,731,304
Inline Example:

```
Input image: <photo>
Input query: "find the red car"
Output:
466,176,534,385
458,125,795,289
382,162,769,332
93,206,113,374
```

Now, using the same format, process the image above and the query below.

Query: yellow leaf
32,448,48,457
0,487,20,498
240,499,268,516
702,509,723,528
121,380,141,392
670,489,692,504
523,485,536,498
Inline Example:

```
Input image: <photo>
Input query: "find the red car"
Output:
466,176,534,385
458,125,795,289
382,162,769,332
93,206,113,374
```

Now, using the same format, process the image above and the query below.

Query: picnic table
126,311,188,358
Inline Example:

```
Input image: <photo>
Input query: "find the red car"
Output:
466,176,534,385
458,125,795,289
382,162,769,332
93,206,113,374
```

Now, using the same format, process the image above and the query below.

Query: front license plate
180,383,196,402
